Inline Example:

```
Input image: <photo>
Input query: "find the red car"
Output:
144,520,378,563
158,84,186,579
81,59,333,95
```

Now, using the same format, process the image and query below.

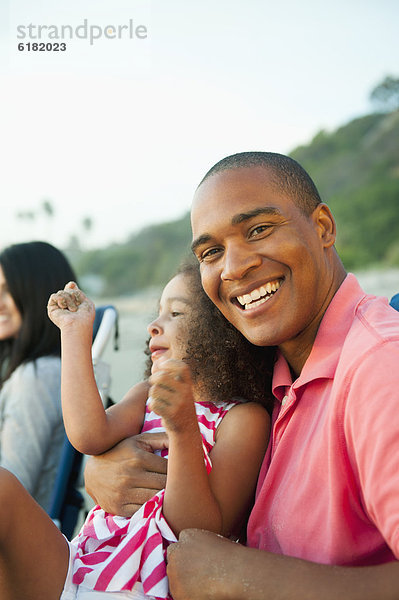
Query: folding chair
390,293,399,312
48,305,119,539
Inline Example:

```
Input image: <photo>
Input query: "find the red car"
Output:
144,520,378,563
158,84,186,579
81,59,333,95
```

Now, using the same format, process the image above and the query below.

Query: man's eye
171,311,182,317
250,225,270,237
201,247,221,261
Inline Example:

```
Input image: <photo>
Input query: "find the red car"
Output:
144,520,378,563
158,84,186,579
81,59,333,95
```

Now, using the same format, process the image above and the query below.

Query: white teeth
250,289,261,301
236,280,281,309
244,296,270,310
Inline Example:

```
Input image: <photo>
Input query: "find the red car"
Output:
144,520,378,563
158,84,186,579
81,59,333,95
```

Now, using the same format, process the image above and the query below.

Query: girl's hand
148,359,197,433
47,281,95,331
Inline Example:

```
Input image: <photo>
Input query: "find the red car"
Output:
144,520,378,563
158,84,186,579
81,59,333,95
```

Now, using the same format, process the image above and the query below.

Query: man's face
191,166,335,355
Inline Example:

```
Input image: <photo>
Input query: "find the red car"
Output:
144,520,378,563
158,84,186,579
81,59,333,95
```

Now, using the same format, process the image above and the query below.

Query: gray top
0,355,65,511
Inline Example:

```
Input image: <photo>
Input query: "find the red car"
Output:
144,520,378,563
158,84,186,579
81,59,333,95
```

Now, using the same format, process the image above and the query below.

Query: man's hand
84,433,168,517
167,529,243,600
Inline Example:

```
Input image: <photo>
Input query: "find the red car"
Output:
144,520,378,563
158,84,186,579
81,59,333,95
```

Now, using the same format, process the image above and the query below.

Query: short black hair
198,151,322,216
0,241,77,385
144,261,275,413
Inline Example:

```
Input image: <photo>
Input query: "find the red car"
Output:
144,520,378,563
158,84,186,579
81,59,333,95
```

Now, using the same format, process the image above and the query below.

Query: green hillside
75,109,399,296
76,213,193,296
290,110,399,268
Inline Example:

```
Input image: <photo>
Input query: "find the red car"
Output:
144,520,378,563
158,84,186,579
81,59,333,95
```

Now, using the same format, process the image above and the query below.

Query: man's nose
221,243,262,281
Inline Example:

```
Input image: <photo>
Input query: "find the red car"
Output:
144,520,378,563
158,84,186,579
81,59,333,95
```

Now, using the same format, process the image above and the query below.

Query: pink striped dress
70,398,237,599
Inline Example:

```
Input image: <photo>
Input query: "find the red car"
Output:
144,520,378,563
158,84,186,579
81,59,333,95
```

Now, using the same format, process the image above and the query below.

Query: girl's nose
147,318,163,336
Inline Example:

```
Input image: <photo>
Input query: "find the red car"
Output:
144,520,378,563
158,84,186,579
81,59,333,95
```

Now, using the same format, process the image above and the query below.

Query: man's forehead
196,164,272,190
193,165,281,205
192,167,283,223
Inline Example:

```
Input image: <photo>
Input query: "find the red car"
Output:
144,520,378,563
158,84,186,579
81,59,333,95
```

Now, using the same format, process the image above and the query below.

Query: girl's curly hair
144,261,275,414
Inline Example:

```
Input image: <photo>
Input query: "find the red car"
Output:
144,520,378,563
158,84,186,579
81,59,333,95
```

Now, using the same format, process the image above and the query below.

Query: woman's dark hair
145,261,276,414
0,241,77,385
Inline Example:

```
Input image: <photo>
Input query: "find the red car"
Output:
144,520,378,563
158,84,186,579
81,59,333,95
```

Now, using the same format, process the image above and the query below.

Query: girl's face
147,273,191,373
0,266,22,340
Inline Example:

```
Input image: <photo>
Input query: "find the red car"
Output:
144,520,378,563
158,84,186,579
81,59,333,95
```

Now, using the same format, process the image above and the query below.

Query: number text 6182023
18,42,67,51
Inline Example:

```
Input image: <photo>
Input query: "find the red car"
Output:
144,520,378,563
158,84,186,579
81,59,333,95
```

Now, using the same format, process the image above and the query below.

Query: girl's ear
312,203,336,248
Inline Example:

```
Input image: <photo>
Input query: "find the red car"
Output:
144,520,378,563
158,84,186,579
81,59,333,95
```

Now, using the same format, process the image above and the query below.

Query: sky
1,0,398,251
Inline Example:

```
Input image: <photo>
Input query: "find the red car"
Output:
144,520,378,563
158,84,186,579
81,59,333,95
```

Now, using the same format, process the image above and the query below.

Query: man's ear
312,203,336,248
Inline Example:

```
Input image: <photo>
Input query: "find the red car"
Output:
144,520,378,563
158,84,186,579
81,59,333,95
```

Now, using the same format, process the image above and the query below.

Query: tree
40,198,56,241
82,217,93,233
80,216,94,249
16,210,35,222
370,76,399,112
42,199,55,218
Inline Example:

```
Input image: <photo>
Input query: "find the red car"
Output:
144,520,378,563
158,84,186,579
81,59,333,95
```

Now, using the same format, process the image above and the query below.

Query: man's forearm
167,529,399,600
231,547,399,600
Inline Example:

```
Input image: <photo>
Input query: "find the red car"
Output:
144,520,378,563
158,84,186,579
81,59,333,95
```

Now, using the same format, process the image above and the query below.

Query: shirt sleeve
0,361,61,495
343,342,399,558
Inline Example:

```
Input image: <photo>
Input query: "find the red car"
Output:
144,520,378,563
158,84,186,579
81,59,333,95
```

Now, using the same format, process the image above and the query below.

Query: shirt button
281,395,289,406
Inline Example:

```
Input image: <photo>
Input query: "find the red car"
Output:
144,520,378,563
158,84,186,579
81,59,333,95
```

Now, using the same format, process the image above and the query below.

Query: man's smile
232,279,282,311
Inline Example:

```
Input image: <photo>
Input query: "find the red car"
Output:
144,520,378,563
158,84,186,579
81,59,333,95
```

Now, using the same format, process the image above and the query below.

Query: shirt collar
273,273,367,400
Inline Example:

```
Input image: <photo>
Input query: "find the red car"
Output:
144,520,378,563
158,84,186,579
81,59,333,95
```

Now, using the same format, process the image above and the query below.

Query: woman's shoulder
15,355,60,379
0,356,62,434
2,356,61,396
32,355,61,376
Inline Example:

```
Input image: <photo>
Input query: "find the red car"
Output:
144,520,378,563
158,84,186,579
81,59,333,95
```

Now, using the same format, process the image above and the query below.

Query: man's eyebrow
231,206,281,225
191,234,212,254
191,207,282,253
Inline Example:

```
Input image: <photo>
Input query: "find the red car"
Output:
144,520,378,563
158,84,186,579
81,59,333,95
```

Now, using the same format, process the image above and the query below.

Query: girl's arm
149,359,270,537
48,283,148,455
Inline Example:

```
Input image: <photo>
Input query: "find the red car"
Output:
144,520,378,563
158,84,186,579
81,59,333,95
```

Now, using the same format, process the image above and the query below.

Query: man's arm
84,433,168,516
167,529,399,600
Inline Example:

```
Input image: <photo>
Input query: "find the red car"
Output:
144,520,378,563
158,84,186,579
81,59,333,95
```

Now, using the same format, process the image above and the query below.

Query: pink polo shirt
247,274,399,565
